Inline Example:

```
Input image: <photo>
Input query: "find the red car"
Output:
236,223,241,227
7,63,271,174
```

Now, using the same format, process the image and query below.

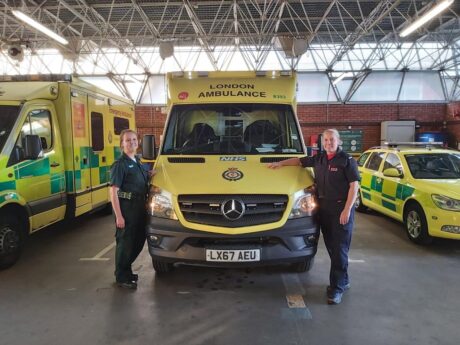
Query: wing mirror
383,168,403,178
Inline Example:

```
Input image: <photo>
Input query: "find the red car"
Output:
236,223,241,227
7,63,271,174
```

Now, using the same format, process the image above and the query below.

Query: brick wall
135,103,449,151
446,101,460,149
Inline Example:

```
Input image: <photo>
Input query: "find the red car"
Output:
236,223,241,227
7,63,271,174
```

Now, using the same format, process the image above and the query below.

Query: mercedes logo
221,199,245,221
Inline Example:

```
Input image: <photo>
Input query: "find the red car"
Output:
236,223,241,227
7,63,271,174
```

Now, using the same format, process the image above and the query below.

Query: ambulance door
9,102,66,231
362,151,385,211
380,153,404,220
88,94,109,208
70,90,92,216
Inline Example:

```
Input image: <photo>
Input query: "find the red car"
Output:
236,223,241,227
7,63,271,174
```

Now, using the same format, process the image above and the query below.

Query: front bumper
146,216,320,267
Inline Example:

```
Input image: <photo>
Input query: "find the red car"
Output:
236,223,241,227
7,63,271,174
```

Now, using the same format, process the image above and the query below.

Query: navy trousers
319,199,354,293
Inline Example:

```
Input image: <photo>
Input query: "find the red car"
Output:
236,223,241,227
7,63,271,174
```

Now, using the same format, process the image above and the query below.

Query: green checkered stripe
361,176,415,211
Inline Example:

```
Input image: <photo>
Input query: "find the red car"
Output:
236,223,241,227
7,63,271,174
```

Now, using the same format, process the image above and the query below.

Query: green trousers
115,198,146,282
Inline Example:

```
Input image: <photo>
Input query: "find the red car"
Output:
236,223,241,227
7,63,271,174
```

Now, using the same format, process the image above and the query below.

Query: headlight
147,185,178,220
431,194,460,212
289,188,317,219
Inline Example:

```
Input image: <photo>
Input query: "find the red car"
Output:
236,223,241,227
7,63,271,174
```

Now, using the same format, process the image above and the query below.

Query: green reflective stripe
362,191,371,200
397,184,415,201
14,158,50,179
371,176,383,193
0,180,16,192
75,170,81,190
91,150,99,168
80,147,91,169
382,200,396,211
114,146,122,160
99,166,109,184
65,171,74,192
361,185,371,191
382,193,396,201
0,192,19,204
51,173,65,194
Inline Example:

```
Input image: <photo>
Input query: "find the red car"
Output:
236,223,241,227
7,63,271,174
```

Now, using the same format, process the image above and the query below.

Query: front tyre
0,214,23,269
404,203,432,245
152,258,174,274
292,257,314,273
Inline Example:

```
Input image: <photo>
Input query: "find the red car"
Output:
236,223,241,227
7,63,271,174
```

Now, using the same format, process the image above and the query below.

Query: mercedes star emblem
221,199,245,221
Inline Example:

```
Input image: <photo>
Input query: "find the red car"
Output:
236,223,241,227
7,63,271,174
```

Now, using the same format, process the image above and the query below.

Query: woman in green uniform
110,129,150,289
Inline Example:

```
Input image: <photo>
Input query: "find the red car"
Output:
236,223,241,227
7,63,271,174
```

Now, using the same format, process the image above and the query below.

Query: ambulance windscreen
0,105,20,153
162,103,303,155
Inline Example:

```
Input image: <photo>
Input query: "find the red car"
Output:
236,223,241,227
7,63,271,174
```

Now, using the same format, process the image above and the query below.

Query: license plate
205,249,260,262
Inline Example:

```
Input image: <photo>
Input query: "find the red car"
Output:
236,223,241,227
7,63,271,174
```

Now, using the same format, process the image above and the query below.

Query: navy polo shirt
110,153,149,196
299,149,360,200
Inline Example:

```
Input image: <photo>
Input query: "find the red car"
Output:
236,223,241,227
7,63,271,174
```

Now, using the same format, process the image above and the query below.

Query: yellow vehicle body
146,71,319,272
0,75,135,268
356,146,460,243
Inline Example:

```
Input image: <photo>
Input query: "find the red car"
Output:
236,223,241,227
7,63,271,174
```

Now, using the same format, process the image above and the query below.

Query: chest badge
222,168,243,181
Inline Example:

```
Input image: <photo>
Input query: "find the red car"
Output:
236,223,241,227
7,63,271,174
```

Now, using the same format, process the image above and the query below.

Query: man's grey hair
322,128,343,145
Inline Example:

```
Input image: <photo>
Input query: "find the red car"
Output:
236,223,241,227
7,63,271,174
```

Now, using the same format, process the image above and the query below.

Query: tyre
404,203,432,245
292,257,314,273
152,258,174,274
354,191,367,213
0,214,24,269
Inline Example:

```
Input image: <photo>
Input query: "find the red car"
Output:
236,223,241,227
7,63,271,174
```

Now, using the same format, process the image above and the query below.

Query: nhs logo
220,157,246,161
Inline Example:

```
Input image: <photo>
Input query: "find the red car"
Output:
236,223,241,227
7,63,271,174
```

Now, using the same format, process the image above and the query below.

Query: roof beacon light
400,0,454,38
12,10,69,45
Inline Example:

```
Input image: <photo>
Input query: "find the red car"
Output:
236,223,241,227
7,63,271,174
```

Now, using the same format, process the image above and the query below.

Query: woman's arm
339,181,359,225
267,157,301,169
110,186,125,229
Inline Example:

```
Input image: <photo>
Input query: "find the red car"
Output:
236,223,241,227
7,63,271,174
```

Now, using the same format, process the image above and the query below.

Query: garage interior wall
136,102,460,151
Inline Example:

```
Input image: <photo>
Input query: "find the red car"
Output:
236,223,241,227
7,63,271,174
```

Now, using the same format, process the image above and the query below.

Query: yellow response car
355,143,460,244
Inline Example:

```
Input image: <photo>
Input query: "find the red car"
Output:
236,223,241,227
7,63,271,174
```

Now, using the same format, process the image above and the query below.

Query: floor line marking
349,259,365,263
281,273,312,320
79,241,116,261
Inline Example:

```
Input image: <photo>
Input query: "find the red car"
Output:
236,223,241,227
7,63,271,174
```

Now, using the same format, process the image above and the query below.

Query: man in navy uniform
268,129,359,304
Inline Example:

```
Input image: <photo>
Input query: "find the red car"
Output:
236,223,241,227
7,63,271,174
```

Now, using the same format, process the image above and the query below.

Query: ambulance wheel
292,257,314,273
152,258,174,274
404,203,432,245
0,214,23,269
354,191,367,213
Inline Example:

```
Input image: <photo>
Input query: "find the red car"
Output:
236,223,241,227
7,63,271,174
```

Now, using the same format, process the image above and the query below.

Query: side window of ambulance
114,117,129,135
8,109,52,166
365,152,385,171
91,112,104,151
357,152,371,167
383,153,403,175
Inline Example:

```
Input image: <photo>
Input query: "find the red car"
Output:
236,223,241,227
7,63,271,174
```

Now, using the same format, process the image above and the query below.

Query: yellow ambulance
0,75,135,268
146,71,319,273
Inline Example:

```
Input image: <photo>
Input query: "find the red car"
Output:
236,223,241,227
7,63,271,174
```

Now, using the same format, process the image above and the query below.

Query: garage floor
1,210,459,345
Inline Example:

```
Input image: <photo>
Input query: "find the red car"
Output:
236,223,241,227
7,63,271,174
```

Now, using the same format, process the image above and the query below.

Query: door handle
50,162,60,167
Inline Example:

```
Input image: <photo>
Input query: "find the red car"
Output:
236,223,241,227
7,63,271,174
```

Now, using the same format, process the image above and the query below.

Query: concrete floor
1,210,459,345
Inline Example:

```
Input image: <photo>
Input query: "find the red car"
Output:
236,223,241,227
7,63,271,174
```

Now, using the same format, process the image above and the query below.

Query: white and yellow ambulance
0,75,135,268
146,71,319,273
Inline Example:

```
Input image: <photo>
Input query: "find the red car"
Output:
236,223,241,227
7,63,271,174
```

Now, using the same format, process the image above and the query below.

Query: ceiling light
400,0,454,38
332,72,353,85
12,10,69,45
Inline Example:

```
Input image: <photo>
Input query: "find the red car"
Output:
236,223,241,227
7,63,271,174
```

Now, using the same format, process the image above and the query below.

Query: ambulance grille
178,194,288,228
259,157,288,163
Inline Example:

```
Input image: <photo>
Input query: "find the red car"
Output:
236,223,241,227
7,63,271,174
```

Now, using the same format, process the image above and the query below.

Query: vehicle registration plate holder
205,249,260,262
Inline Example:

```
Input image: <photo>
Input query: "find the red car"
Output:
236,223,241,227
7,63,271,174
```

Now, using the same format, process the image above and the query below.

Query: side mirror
24,134,43,160
142,134,156,160
383,168,403,178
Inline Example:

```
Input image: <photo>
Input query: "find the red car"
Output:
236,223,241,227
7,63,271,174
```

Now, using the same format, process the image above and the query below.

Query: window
114,117,129,135
383,153,403,174
91,112,104,151
8,109,52,166
365,152,385,171
357,152,371,167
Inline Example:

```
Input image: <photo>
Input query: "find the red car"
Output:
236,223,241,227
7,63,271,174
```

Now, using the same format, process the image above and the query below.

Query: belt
117,191,146,201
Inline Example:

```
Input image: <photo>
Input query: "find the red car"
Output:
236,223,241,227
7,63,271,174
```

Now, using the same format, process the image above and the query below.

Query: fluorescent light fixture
400,0,454,37
12,10,69,45
333,72,353,85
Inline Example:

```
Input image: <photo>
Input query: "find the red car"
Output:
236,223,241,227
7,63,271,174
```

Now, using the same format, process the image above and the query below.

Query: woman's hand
339,207,351,225
267,162,283,169
116,215,125,229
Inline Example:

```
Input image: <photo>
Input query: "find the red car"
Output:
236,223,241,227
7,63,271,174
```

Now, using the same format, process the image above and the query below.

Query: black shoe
326,283,350,296
117,280,137,289
130,273,139,282
327,292,343,305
